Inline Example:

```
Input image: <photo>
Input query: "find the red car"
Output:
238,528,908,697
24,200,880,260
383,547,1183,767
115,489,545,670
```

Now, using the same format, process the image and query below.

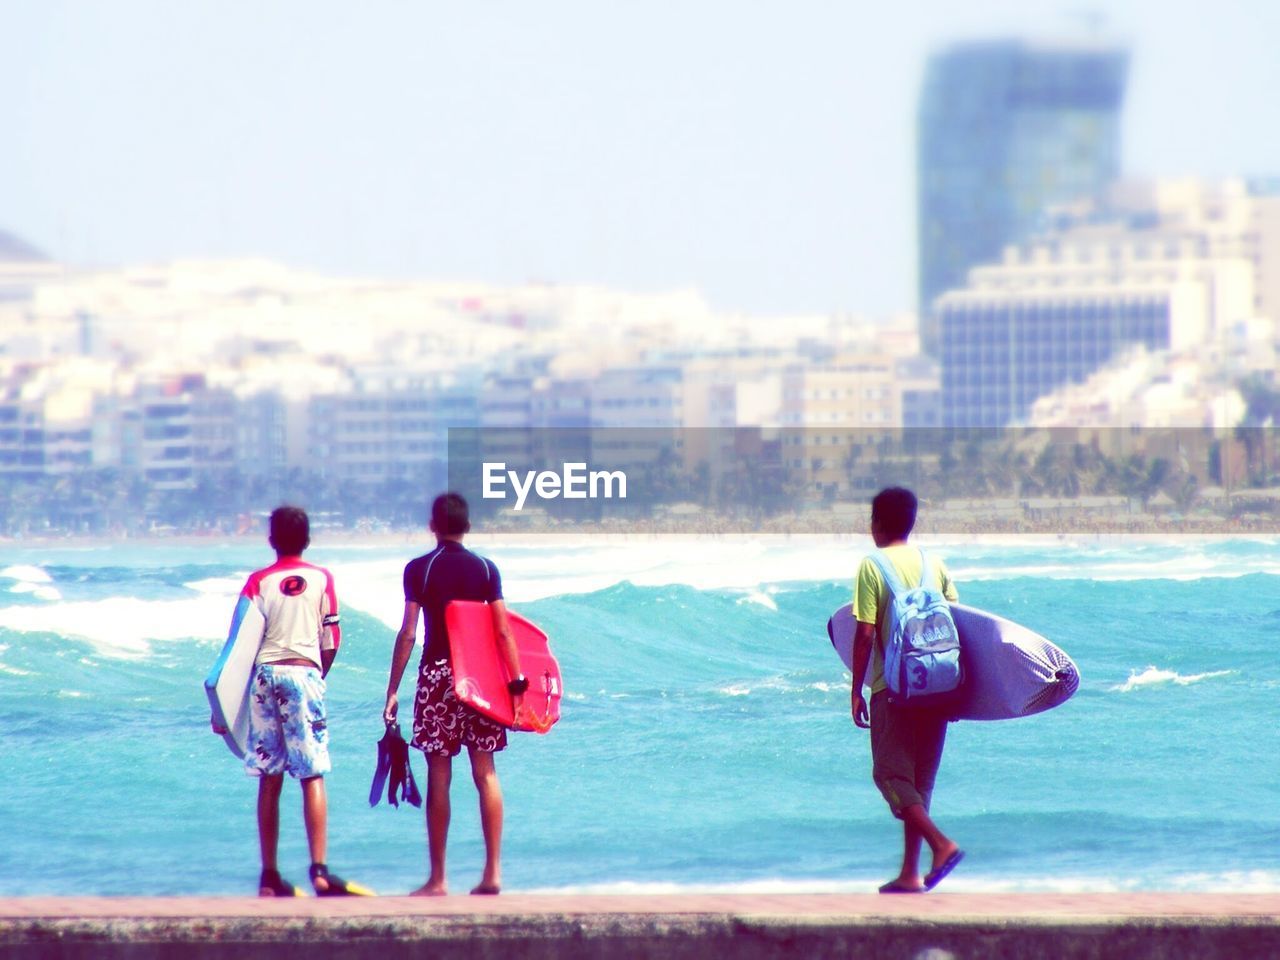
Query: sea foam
1,564,62,601
0,565,53,584
0,595,232,658
1112,666,1234,693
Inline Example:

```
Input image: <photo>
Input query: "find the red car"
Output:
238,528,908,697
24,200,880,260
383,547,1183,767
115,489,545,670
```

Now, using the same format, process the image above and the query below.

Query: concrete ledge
2,895,1278,960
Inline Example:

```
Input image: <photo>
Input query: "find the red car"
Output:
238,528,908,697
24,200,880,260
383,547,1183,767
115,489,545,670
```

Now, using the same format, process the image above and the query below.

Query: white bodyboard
204,598,266,758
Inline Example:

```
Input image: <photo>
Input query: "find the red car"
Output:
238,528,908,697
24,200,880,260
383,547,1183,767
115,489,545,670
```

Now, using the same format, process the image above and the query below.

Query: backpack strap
868,550,909,598
872,548,936,596
918,548,932,590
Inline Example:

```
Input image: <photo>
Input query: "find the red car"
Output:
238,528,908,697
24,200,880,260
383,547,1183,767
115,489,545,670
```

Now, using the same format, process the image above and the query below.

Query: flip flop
259,868,303,897
310,863,376,897
923,849,965,891
878,879,925,894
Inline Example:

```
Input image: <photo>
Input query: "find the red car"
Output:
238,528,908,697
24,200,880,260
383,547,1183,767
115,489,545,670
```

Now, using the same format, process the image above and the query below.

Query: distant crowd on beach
468,513,1280,537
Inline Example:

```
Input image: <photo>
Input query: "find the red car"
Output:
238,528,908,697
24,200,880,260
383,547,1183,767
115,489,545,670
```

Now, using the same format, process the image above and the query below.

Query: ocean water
1,534,1278,897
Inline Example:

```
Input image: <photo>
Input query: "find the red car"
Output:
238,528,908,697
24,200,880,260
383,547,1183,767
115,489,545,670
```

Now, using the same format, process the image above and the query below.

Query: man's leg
300,775,329,889
902,803,959,875
871,693,925,888
468,747,503,894
897,817,926,889
411,754,453,896
871,694,959,890
910,711,959,877
410,659,463,896
257,773,285,878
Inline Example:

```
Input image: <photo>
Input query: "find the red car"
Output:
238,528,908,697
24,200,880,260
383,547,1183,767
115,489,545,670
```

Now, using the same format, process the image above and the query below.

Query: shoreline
3,528,1279,552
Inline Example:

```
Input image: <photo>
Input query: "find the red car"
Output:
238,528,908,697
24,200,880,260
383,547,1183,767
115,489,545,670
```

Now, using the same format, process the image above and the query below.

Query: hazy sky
2,0,1277,317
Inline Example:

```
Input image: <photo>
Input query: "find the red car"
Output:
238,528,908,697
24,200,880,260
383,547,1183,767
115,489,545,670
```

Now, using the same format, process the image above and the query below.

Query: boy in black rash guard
383,492,524,896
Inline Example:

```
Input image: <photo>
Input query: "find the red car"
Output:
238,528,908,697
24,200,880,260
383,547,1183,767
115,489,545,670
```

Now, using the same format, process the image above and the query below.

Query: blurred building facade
779,349,938,498
0,232,944,528
917,37,1128,357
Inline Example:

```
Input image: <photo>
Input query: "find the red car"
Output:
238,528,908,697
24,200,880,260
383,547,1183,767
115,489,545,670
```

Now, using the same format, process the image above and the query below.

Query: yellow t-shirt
853,544,958,695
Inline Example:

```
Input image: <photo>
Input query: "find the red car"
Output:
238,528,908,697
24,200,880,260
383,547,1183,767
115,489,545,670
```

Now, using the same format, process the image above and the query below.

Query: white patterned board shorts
413,658,507,757
245,663,331,779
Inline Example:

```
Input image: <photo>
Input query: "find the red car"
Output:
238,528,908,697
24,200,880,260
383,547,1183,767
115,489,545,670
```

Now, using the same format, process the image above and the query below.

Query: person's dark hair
871,487,917,541
431,492,471,536
269,505,310,556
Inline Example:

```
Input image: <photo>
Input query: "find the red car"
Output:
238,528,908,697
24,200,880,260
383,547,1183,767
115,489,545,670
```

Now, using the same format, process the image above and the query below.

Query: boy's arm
851,621,875,729
383,601,420,724
489,600,524,713
319,571,341,678
320,610,338,677
850,557,881,729
484,562,524,711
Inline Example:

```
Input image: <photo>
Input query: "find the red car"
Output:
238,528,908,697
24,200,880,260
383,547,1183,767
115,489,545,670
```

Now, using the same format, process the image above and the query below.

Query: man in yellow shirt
851,487,964,893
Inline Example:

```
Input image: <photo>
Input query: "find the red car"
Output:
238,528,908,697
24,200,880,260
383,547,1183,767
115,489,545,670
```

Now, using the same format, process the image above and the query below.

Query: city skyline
2,0,1279,320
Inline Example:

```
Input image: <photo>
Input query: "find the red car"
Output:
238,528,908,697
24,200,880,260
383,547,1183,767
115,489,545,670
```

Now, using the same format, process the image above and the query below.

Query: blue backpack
869,548,962,706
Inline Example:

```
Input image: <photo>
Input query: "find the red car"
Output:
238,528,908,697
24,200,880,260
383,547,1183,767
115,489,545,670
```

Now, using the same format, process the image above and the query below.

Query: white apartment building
0,357,128,482
939,178,1278,428
584,366,685,477
1029,347,1248,430
308,367,480,486
529,377,592,429
588,365,684,430
780,355,905,498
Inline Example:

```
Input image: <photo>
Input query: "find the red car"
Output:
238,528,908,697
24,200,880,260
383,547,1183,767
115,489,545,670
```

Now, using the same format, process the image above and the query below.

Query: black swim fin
371,722,421,809
369,722,395,806
387,739,404,808
402,757,421,807
384,722,421,808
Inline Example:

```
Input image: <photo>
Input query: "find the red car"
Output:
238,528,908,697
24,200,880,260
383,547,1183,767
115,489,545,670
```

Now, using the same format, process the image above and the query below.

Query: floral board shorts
413,658,507,757
245,663,331,779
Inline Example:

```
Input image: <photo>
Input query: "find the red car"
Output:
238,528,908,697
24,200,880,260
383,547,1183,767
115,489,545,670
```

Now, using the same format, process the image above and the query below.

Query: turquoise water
1,535,1278,896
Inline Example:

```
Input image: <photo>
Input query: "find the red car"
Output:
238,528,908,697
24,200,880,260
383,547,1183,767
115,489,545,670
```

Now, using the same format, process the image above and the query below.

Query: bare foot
410,881,448,897
470,883,501,896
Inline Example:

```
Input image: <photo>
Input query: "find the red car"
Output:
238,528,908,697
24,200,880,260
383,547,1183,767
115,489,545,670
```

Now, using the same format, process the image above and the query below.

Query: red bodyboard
445,600,562,733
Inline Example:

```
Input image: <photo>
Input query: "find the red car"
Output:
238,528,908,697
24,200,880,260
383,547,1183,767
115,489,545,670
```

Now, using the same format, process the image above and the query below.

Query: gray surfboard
827,602,1080,721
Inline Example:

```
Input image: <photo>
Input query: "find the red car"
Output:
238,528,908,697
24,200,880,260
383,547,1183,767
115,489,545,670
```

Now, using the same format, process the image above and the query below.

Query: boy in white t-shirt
211,505,370,897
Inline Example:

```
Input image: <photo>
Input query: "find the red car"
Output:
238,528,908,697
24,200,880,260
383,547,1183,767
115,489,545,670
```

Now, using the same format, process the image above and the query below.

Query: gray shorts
869,689,948,818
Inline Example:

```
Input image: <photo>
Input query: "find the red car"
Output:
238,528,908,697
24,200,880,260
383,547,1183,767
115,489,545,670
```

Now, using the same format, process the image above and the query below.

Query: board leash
515,669,558,734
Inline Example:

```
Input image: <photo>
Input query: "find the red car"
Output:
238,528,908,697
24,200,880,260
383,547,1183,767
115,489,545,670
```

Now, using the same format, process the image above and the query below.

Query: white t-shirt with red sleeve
242,555,341,669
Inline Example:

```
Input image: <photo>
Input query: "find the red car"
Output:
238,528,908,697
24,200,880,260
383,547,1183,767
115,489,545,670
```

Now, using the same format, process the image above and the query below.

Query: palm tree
1235,376,1280,486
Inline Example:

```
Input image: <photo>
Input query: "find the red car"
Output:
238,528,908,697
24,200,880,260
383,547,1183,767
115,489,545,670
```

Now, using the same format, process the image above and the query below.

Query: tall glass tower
917,39,1128,357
